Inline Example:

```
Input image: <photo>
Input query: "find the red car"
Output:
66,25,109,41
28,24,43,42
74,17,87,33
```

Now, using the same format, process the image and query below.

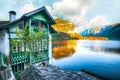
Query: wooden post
47,23,52,64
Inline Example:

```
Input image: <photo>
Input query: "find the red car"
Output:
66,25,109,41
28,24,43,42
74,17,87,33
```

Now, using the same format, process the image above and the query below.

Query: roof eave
0,6,56,30
24,6,56,25
0,18,23,30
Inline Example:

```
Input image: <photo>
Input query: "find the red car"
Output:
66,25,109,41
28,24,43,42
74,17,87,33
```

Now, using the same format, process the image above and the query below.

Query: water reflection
78,40,120,54
52,40,120,80
52,40,77,59
87,47,120,54
52,40,120,59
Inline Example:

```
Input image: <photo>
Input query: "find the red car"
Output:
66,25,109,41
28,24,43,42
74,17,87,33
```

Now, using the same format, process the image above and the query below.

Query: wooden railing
9,38,49,79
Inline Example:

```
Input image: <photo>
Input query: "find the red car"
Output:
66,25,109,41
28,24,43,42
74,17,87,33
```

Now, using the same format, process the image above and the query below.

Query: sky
0,0,120,32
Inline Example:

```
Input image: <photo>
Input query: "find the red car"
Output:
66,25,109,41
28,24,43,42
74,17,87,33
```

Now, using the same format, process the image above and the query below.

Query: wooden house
0,6,56,79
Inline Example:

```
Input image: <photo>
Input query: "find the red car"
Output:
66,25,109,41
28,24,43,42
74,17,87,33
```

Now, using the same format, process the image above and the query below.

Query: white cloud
87,15,110,33
53,0,95,26
52,0,111,33
73,15,110,33
19,3,56,18
19,2,36,14
87,15,110,28
0,0,17,20
45,6,57,18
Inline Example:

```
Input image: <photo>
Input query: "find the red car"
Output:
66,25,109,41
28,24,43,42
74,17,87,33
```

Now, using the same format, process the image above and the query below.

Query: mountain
106,23,120,40
52,18,108,40
80,23,120,40
52,18,75,33
52,18,81,39
52,32,72,40
97,26,111,36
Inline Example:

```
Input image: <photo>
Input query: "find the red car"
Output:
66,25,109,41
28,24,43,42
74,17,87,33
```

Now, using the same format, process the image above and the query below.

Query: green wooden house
0,6,56,79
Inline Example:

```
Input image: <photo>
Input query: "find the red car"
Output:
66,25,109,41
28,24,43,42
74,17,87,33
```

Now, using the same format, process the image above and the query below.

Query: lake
51,40,120,80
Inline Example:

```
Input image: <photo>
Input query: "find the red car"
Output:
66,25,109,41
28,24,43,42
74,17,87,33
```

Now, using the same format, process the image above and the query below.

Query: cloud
19,2,56,18
87,15,110,33
0,0,17,19
87,15,110,28
19,2,36,14
52,0,111,33
53,0,95,26
45,6,57,18
75,15,110,32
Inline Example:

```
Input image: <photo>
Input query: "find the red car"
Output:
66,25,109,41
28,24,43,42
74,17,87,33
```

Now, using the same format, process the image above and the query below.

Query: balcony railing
9,38,49,79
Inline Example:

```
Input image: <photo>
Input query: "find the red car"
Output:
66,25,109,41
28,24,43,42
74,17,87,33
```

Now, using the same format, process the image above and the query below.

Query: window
19,24,24,29
31,19,47,28
31,19,40,27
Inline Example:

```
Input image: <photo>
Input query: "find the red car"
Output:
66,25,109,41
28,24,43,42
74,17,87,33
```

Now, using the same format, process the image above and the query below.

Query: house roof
20,62,103,80
0,6,56,33
0,21,9,29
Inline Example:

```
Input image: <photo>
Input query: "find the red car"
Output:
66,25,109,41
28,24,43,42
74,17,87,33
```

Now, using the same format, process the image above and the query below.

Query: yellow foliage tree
52,18,82,39
52,18,108,40
52,18,75,33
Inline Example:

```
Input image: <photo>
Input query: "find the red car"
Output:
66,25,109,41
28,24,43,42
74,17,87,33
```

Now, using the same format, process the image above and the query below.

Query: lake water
51,40,120,80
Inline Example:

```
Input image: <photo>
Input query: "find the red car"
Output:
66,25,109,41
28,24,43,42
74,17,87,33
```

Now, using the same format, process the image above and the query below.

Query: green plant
12,26,48,53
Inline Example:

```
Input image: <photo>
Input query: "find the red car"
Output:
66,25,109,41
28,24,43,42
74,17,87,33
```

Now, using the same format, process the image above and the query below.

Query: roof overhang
0,6,56,31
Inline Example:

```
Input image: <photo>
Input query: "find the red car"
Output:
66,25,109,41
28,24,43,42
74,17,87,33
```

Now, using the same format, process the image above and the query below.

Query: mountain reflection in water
52,40,77,59
51,40,120,80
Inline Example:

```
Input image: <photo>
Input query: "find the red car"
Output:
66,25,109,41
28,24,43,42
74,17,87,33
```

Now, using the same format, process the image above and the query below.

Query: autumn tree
52,18,75,33
52,18,82,39
52,18,108,40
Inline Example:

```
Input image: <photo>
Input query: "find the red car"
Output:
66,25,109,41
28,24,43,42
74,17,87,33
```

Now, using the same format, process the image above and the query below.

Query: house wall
0,30,10,56
0,30,5,54
0,18,53,58
9,20,24,36
8,20,28,42
48,32,52,64
0,20,25,56
5,31,10,56
31,12,48,23
47,23,52,64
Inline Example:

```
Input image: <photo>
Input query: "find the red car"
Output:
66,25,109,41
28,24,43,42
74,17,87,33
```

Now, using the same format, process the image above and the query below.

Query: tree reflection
52,40,77,59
